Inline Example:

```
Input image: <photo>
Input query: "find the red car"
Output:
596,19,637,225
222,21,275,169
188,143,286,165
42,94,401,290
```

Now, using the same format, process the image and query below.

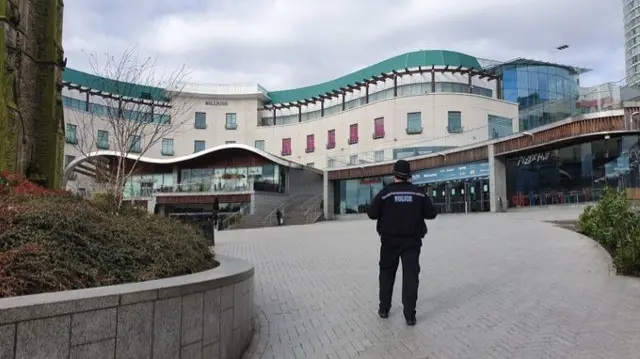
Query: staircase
229,193,323,229
281,194,324,226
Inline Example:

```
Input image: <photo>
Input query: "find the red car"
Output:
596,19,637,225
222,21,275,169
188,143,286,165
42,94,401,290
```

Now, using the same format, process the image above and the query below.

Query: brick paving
215,207,640,359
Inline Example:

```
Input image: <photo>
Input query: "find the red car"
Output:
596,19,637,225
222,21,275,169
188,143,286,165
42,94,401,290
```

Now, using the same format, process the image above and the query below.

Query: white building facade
62,50,520,185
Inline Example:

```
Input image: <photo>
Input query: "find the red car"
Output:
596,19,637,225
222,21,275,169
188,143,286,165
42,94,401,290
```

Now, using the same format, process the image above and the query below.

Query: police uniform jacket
366,181,437,239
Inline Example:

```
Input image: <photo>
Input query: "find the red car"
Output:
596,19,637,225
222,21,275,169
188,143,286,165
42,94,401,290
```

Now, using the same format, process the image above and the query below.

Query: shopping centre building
61,49,637,223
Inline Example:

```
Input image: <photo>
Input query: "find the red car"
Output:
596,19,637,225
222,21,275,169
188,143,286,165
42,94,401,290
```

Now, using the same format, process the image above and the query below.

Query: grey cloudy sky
63,0,625,90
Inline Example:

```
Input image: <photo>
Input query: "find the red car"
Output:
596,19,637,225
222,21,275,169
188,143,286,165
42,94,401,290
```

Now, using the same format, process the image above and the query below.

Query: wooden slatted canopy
327,114,626,181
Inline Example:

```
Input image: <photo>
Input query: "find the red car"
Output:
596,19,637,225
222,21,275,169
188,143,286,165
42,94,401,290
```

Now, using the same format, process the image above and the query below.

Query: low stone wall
0,255,254,359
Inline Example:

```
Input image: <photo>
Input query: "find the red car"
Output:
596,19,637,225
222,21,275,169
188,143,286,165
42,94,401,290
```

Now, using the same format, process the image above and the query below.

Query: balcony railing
447,126,464,133
373,131,385,139
326,142,336,149
348,136,359,145
305,146,315,153
123,178,286,199
225,123,238,130
406,127,423,135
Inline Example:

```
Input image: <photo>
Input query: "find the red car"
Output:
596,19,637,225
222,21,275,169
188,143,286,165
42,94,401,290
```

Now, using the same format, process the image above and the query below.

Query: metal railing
219,204,250,230
154,182,252,194
264,194,315,226
299,193,323,222
124,180,286,199
509,188,607,208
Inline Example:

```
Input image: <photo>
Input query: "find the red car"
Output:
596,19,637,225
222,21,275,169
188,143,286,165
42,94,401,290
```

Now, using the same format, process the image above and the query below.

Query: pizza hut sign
516,151,553,167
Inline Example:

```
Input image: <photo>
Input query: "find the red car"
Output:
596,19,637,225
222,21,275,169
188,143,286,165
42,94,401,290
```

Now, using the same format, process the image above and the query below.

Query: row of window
66,123,148,154
65,111,510,158
278,111,464,156
63,96,241,132
194,112,237,130
260,82,493,126
65,122,239,155
62,96,171,124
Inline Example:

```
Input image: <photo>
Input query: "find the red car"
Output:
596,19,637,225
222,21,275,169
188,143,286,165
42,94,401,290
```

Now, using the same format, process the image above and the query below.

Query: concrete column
250,193,256,214
323,171,335,220
172,165,179,187
146,197,157,214
488,144,507,212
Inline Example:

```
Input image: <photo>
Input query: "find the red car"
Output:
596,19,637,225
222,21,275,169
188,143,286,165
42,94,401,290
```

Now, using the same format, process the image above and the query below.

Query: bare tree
68,46,193,207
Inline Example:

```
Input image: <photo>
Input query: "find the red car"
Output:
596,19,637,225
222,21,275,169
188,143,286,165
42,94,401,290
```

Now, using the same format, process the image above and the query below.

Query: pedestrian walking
367,159,437,326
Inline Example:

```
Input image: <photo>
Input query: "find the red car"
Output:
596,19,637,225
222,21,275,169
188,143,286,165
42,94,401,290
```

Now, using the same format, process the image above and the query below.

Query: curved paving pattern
216,207,640,359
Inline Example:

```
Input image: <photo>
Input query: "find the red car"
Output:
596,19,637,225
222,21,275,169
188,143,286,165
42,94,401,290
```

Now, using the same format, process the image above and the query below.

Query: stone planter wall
0,255,254,359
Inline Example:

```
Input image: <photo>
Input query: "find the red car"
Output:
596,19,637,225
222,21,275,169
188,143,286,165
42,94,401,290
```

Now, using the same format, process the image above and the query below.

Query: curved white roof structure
63,143,322,185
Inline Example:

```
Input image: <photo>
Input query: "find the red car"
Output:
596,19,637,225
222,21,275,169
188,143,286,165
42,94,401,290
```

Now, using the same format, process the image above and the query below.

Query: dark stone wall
0,0,65,188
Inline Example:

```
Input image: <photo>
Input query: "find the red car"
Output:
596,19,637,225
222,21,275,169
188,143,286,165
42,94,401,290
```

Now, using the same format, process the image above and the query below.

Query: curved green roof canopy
266,50,481,104
62,50,481,104
62,68,168,102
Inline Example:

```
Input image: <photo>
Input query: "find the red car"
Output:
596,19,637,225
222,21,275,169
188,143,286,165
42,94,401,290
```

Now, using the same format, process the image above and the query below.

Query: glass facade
506,135,640,207
334,162,491,215
124,173,173,198
624,0,640,86
501,64,579,131
179,164,284,193
124,164,286,198
62,96,171,124
393,146,455,160
488,115,513,139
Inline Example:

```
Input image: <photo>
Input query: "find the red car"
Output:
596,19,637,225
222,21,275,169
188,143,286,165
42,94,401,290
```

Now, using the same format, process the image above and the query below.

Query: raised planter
0,255,254,359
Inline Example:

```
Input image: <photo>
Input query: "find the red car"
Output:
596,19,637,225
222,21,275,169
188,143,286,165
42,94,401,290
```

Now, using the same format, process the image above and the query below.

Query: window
327,129,336,149
447,111,463,133
255,140,265,151
225,140,236,144
161,138,174,156
65,124,77,144
194,140,206,153
373,117,385,139
374,150,384,162
349,155,358,165
64,155,76,168
225,113,237,129
348,124,358,144
128,135,142,153
327,159,336,168
97,130,109,149
488,115,513,139
406,112,422,134
194,112,207,129
306,134,315,153
282,138,292,156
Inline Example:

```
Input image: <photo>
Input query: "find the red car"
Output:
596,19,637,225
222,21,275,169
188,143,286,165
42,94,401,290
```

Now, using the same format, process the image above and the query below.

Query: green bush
0,191,215,298
579,187,640,276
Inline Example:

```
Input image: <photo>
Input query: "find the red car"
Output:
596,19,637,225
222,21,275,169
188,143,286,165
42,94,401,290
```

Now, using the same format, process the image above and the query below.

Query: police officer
367,159,437,326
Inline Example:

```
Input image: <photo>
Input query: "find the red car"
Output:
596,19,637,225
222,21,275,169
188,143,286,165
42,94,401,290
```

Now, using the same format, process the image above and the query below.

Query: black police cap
392,160,411,180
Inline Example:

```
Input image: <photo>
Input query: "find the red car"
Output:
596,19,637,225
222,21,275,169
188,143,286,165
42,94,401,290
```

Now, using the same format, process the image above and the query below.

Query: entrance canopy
63,143,321,185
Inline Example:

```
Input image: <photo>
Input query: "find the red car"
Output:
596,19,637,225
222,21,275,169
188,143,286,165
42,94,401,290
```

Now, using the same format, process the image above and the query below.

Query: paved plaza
216,206,640,359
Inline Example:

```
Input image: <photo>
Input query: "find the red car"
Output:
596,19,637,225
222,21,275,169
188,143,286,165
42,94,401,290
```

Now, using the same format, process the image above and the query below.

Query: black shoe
378,309,389,319
405,316,416,326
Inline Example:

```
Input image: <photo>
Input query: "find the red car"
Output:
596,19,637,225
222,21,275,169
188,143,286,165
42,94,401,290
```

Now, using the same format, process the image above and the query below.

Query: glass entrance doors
421,177,490,214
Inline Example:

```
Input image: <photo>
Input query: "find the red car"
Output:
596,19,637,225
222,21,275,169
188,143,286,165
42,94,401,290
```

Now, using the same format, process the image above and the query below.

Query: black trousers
379,236,422,317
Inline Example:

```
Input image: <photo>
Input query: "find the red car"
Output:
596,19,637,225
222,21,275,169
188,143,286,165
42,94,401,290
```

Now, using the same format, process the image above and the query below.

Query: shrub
0,173,215,298
579,187,640,276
